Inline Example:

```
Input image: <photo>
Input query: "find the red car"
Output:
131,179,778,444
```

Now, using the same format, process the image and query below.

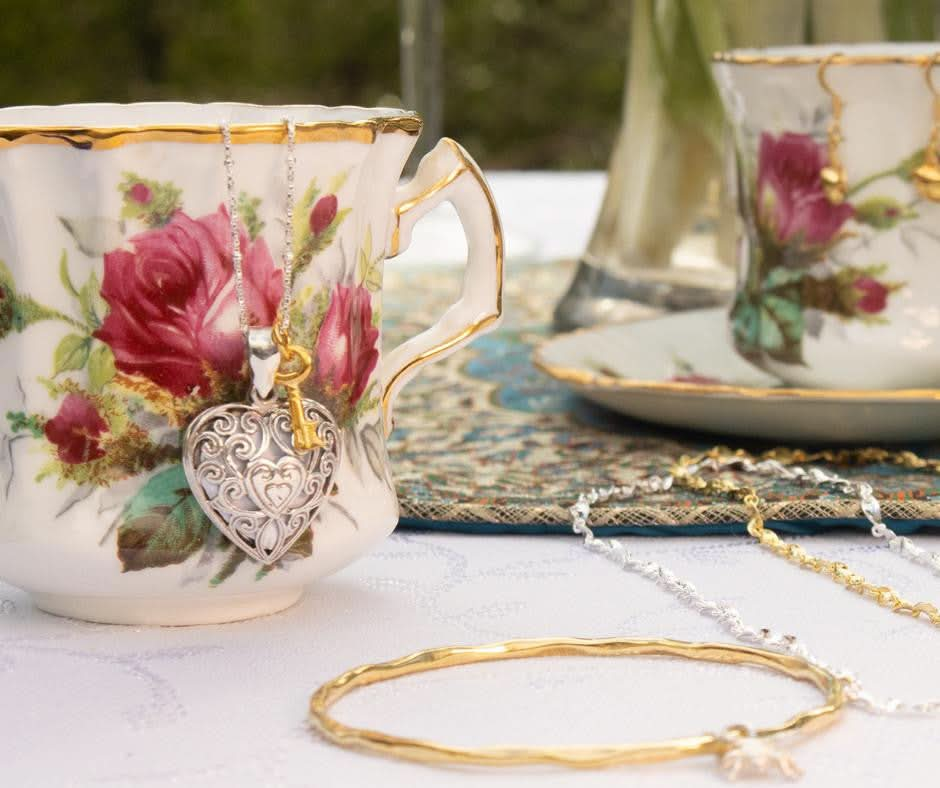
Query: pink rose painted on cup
44,393,108,464
854,276,889,314
309,194,338,236
313,284,379,415
128,182,153,205
756,132,854,247
94,206,282,398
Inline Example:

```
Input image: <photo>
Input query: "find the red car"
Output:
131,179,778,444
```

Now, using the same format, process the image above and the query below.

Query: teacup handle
382,138,503,435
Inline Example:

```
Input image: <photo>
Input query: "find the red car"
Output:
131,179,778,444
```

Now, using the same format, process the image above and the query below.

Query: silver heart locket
183,396,340,565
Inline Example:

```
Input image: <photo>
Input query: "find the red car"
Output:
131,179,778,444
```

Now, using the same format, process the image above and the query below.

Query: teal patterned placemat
384,261,940,535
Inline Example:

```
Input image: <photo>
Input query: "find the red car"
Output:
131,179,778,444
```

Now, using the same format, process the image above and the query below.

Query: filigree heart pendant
182,398,340,565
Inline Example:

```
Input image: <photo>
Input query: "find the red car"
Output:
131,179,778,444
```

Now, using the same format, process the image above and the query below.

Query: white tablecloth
3,530,939,787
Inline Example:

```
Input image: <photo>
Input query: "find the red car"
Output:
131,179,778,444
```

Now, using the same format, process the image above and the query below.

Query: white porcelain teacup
0,103,502,624
714,43,940,390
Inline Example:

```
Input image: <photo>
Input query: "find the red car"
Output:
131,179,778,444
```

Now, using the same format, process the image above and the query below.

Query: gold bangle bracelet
309,638,846,777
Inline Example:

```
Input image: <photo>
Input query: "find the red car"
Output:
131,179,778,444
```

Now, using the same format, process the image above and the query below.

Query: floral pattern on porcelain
0,172,386,586
731,130,911,366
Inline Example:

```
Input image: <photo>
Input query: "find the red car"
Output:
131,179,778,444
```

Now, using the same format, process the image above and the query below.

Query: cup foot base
31,587,305,626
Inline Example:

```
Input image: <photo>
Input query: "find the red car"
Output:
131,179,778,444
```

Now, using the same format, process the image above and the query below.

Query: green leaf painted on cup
762,266,805,290
237,192,265,240
209,544,249,587
357,226,382,293
731,294,761,356
53,333,91,375
759,294,804,363
116,465,212,572
731,266,805,365
58,251,80,299
6,410,44,438
78,270,107,328
87,344,116,392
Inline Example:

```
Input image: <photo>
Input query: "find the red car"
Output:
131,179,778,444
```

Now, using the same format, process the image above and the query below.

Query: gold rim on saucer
533,324,940,403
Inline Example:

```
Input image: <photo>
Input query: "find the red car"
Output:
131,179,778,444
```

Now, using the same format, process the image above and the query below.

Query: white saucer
534,309,940,443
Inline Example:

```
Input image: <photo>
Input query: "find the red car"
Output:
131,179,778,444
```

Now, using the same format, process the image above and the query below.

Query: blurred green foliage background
0,1,936,169
0,0,629,169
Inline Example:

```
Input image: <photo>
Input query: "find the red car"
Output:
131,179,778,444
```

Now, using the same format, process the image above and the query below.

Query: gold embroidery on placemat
384,261,940,531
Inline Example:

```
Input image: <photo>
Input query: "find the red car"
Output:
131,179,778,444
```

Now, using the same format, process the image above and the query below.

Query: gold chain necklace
671,447,940,627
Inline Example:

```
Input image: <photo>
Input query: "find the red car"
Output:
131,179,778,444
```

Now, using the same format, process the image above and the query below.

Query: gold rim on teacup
0,102,422,149
713,44,940,67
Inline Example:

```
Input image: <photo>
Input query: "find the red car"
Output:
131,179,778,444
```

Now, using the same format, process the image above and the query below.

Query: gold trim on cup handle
382,138,504,435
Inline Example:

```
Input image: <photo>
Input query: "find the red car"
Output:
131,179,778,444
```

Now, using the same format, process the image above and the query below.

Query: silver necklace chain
181,119,341,568
221,118,296,333
570,458,940,715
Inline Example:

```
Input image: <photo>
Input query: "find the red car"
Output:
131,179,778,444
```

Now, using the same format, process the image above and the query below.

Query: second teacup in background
714,44,940,390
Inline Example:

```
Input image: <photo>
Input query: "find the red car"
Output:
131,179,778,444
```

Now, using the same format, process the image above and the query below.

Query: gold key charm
272,325,326,452
283,382,325,451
